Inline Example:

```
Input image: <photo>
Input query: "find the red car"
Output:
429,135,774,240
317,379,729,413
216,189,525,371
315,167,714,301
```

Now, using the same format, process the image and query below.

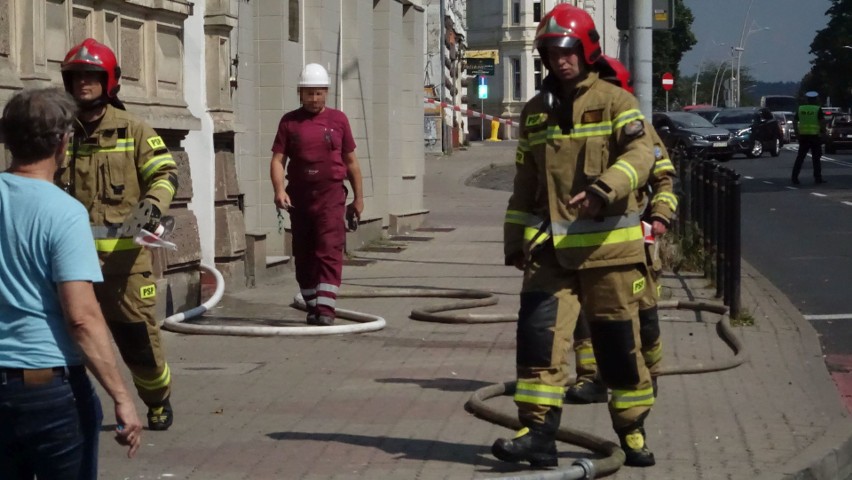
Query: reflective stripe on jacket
504,72,655,270
644,126,678,223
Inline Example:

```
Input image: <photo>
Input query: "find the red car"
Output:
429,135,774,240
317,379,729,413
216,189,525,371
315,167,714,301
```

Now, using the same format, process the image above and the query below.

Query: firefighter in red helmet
566,55,677,408
58,38,177,433
493,5,657,468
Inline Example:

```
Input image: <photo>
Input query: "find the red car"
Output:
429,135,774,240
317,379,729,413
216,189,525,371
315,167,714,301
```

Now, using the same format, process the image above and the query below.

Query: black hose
467,300,746,479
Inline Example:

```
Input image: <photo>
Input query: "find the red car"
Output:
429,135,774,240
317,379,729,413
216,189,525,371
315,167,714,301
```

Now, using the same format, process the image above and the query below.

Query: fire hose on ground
470,300,746,480
161,266,746,479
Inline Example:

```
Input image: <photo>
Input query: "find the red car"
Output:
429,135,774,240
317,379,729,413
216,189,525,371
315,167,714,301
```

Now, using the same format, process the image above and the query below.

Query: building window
534,58,543,92
288,0,300,42
533,1,542,22
512,0,520,24
512,57,522,101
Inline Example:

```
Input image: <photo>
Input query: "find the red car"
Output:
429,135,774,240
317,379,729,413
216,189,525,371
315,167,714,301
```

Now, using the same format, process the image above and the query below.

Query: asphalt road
730,145,852,356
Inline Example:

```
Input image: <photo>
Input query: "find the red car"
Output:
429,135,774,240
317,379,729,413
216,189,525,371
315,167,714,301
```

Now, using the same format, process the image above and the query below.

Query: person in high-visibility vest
791,91,825,185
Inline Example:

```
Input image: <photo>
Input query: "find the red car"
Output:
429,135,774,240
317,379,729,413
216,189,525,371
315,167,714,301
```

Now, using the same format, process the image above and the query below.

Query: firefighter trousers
515,248,654,432
288,182,346,318
574,244,663,380
94,272,170,406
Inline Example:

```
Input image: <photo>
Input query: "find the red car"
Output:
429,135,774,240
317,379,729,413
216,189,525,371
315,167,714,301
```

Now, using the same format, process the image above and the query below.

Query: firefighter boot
565,378,608,404
492,409,560,468
616,422,655,467
147,397,174,431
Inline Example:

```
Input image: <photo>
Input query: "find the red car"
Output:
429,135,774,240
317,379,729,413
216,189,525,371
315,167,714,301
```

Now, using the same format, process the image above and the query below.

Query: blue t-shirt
0,173,103,369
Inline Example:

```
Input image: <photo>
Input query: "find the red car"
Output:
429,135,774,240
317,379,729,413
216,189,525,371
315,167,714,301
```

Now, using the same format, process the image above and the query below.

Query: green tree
805,0,852,108
652,0,698,110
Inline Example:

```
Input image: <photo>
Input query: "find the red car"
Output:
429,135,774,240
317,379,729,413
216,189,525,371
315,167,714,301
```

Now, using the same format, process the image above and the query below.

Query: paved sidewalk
97,142,852,479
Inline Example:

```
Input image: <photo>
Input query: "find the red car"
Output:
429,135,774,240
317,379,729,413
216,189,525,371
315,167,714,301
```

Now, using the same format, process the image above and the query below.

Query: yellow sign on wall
466,49,499,64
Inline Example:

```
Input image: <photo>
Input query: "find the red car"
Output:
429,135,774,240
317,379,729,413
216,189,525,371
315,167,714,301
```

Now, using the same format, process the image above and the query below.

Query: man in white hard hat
791,90,825,185
269,63,364,326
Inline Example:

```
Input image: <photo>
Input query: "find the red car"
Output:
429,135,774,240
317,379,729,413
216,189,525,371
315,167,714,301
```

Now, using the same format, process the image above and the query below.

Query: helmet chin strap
75,95,108,113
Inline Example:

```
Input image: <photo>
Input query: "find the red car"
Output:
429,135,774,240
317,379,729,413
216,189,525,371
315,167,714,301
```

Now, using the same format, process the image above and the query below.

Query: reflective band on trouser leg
514,381,565,407
642,342,663,372
610,387,655,409
133,363,171,392
95,237,141,252
574,340,597,380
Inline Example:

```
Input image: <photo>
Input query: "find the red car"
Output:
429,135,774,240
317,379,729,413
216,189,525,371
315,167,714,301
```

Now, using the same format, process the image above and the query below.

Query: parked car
652,111,733,160
821,107,842,121
825,114,852,154
772,111,793,144
687,106,723,123
711,107,782,158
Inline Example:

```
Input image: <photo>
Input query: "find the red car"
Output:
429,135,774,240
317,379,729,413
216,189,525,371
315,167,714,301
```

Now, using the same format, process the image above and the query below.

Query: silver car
773,111,794,144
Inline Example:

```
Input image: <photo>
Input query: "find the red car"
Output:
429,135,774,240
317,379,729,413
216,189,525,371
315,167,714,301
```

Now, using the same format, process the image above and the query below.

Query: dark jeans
70,368,104,480
0,366,102,480
792,135,823,180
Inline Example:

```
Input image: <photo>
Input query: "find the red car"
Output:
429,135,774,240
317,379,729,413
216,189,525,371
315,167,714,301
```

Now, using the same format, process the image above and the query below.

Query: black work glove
142,203,162,233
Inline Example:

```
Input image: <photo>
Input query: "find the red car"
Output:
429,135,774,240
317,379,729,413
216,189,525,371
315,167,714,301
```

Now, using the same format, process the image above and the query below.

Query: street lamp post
732,0,769,108
711,61,730,107
692,63,703,105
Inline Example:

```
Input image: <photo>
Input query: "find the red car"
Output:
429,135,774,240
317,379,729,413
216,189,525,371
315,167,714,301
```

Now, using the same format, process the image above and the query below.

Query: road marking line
785,186,797,190
762,180,774,185
811,192,827,197
823,157,852,168
743,175,754,179
843,201,852,207
804,314,852,321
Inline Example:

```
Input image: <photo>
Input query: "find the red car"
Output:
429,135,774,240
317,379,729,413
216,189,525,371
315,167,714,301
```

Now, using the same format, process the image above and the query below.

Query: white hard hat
298,63,329,88
805,91,819,98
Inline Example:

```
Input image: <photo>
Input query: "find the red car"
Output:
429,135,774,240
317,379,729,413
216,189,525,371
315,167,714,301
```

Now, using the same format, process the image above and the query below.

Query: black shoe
492,427,558,468
618,426,656,467
147,398,173,431
816,178,827,184
564,379,608,404
791,178,800,185
306,313,319,325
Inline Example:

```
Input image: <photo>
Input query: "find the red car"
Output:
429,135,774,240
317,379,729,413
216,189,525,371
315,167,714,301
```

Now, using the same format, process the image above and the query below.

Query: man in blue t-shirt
0,88,142,479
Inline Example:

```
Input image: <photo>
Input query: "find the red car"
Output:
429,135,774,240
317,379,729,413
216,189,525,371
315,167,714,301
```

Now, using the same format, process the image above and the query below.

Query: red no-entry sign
662,72,674,91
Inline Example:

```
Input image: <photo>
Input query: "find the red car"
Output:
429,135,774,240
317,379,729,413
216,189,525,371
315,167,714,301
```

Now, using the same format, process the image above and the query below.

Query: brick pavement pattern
96,142,852,480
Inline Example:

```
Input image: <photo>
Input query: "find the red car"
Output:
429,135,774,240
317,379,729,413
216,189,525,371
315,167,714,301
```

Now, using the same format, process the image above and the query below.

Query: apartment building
465,0,619,138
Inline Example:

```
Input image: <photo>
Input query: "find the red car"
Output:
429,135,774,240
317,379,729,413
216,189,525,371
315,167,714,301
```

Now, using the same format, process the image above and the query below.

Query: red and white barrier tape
424,98,519,128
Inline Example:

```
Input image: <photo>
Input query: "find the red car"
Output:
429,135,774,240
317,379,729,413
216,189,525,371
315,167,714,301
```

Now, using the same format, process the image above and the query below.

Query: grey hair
1,88,78,164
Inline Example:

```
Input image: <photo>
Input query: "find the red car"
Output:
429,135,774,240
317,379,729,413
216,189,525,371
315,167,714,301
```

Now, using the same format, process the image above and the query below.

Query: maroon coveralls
271,107,356,319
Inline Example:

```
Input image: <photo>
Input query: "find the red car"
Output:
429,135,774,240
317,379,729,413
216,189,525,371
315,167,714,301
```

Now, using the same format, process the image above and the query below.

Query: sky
679,0,832,83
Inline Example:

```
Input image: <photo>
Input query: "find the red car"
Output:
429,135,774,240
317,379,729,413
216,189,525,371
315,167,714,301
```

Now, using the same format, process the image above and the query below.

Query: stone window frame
17,0,191,104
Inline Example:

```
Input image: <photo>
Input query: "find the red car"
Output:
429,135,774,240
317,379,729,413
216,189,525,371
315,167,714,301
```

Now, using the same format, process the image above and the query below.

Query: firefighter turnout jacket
505,72,655,270
59,105,178,274
643,128,678,226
